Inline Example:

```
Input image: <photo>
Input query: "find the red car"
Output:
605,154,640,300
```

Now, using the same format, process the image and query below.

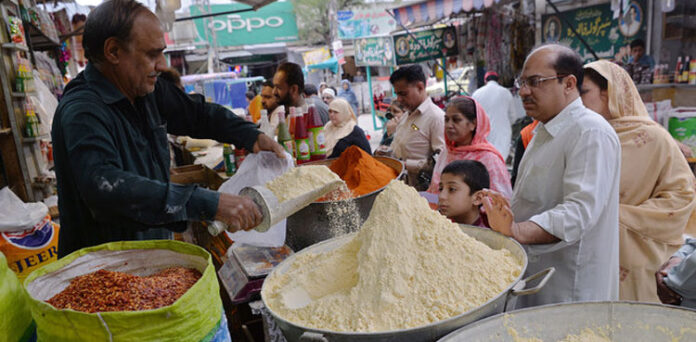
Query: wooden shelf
1,43,29,51
22,133,48,143
11,91,36,97
636,83,696,91
26,22,60,50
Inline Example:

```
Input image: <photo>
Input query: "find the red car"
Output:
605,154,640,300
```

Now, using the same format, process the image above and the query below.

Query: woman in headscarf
581,60,696,302
427,96,513,198
322,88,336,105
324,98,371,158
338,79,360,114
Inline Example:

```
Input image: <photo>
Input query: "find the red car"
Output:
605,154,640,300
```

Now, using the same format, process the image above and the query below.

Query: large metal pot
261,225,554,342
285,156,404,251
439,301,696,341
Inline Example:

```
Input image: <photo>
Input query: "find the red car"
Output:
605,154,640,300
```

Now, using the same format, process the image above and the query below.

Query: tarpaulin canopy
305,57,340,74
390,0,502,27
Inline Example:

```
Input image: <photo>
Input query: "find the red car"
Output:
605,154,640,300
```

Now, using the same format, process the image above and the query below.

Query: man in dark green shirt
52,0,284,256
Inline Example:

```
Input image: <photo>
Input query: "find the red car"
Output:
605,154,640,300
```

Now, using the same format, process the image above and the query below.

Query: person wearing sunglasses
482,44,621,309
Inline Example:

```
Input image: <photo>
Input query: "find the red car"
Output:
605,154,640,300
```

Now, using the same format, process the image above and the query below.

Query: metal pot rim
300,156,405,203
261,225,529,336
438,301,696,341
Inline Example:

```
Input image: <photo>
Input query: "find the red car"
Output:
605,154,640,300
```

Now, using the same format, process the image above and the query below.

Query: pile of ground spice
263,180,521,332
329,146,398,197
46,267,201,313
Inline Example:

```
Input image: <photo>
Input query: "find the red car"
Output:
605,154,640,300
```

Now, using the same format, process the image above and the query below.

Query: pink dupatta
428,97,513,198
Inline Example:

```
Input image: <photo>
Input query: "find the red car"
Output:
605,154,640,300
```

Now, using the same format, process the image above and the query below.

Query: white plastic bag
219,151,294,247
0,187,48,232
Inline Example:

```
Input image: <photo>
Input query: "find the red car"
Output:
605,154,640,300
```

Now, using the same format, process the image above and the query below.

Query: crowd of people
48,0,695,321
252,45,696,309
259,45,696,311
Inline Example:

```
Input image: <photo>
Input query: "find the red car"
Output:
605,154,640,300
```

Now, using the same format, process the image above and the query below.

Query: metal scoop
208,179,345,236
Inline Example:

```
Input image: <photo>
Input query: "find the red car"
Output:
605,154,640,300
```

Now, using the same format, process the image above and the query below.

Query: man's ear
472,191,484,205
103,37,123,65
290,84,299,97
565,75,578,94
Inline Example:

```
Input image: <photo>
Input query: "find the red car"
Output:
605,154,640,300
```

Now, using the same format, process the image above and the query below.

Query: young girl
437,160,490,228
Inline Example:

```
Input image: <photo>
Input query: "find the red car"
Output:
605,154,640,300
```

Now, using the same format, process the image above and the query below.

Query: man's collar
540,97,583,137
83,63,129,105
413,96,433,115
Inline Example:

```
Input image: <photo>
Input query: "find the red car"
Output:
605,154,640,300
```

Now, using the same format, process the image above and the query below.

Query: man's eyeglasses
515,74,569,89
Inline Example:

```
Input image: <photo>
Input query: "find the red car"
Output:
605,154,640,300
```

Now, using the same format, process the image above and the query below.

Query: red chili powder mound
329,146,398,197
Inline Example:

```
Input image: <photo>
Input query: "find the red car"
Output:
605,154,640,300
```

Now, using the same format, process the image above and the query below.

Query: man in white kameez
481,44,621,308
472,71,522,160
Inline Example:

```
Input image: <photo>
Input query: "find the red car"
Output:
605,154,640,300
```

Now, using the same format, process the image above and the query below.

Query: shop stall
1,0,68,203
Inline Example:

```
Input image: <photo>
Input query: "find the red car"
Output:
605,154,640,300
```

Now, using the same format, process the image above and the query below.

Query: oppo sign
209,14,284,33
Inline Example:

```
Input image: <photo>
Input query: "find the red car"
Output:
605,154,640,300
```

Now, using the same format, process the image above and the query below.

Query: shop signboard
333,40,346,65
191,2,298,47
541,0,647,62
393,26,458,65
337,5,397,39
354,36,395,67
302,47,331,66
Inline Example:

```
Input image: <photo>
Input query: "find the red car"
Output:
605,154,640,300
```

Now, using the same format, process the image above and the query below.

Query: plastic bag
0,187,48,232
0,251,35,342
218,151,294,247
24,240,227,342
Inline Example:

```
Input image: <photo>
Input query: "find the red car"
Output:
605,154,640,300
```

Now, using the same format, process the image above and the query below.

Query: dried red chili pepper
46,267,201,313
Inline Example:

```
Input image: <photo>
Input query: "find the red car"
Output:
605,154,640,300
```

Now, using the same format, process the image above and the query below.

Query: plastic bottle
307,104,327,160
259,109,271,136
15,60,27,92
223,144,236,176
294,107,311,164
287,106,297,138
681,56,690,84
235,148,247,169
276,110,294,157
24,101,38,137
689,58,696,85
675,56,682,83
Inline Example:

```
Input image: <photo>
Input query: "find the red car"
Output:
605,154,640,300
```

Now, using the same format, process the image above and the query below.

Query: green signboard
393,26,458,65
191,2,298,47
354,36,395,67
541,0,647,62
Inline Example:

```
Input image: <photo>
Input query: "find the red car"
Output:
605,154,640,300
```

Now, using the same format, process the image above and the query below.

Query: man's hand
253,133,286,159
656,257,683,305
481,189,514,237
215,193,263,232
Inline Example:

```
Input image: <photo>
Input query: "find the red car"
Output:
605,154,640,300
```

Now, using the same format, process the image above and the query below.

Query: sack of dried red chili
22,240,230,342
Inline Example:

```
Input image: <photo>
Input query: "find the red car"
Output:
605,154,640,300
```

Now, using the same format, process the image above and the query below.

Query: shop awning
390,0,502,27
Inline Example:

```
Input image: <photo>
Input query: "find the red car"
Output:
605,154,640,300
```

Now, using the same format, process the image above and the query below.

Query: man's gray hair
82,0,149,64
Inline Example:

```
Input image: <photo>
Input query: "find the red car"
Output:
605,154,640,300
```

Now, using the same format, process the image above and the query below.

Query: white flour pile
265,165,343,202
262,180,522,332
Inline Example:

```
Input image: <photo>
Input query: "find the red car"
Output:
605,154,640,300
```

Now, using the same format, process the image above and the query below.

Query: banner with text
191,2,298,47
354,36,395,67
393,26,458,65
337,5,396,39
541,0,647,62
